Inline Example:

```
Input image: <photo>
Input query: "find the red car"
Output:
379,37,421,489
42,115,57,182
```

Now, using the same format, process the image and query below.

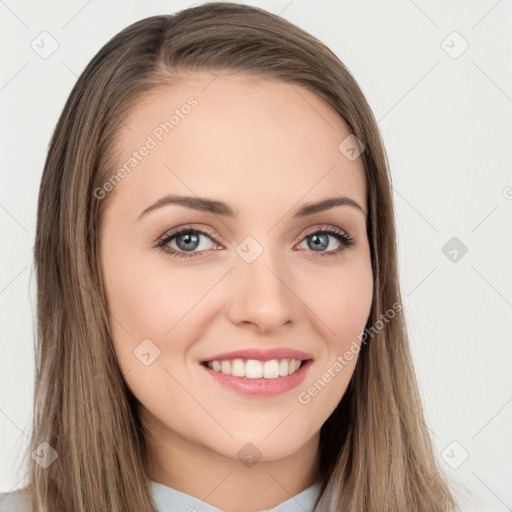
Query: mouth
200,357,312,379
199,357,313,397
198,347,314,396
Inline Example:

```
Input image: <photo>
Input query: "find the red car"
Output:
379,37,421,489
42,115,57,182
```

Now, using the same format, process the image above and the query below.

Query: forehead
108,73,366,215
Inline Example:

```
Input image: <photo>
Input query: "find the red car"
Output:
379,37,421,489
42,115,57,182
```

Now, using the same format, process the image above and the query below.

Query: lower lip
200,360,313,397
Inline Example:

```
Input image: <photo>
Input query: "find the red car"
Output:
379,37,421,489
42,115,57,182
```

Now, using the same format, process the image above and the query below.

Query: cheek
102,247,174,368
294,256,373,407
103,249,226,372
299,255,373,348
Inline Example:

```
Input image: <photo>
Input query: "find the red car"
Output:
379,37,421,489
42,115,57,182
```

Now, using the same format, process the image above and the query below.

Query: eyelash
154,224,355,260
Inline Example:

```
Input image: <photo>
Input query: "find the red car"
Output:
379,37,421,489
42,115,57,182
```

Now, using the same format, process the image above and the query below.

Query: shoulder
0,488,31,512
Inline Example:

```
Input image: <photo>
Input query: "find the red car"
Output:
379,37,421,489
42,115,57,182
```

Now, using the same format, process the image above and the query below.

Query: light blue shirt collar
151,479,322,512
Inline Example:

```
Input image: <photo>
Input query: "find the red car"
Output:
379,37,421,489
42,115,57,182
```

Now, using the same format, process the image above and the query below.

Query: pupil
177,233,199,251
310,233,328,251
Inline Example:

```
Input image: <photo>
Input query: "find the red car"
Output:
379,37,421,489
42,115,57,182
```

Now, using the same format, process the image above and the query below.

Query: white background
1,1,511,511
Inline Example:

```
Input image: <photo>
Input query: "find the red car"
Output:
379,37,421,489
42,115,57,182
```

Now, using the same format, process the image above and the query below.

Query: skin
99,71,373,512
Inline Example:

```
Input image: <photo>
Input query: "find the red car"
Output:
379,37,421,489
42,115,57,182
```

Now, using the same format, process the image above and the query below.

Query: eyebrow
136,194,366,221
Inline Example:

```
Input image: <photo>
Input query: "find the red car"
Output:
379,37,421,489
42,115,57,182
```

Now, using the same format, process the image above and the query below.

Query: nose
225,248,300,334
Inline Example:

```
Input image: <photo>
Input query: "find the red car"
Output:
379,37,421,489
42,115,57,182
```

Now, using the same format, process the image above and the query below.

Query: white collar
151,480,322,512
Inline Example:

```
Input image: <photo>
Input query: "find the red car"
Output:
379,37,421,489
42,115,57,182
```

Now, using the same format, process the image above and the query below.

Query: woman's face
100,72,373,468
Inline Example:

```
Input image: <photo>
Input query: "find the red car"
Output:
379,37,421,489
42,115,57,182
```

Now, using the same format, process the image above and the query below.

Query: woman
0,2,457,511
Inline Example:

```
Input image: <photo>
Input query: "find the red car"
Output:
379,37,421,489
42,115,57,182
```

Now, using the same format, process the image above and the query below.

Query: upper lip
200,348,313,363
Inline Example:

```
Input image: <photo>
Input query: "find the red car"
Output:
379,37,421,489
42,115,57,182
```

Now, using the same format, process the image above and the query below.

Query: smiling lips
205,358,304,379
200,347,313,384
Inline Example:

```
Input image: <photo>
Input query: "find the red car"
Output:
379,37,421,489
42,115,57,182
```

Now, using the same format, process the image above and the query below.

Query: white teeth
289,359,300,373
246,359,263,378
263,359,280,379
221,360,231,374
231,359,245,377
205,358,304,378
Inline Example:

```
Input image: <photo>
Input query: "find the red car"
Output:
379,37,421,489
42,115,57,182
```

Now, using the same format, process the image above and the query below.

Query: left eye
298,231,344,253
156,226,355,259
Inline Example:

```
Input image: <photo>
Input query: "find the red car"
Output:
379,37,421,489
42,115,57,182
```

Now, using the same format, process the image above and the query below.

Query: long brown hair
16,2,457,510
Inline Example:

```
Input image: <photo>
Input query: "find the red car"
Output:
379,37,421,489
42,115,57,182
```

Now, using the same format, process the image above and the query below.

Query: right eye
156,227,221,259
